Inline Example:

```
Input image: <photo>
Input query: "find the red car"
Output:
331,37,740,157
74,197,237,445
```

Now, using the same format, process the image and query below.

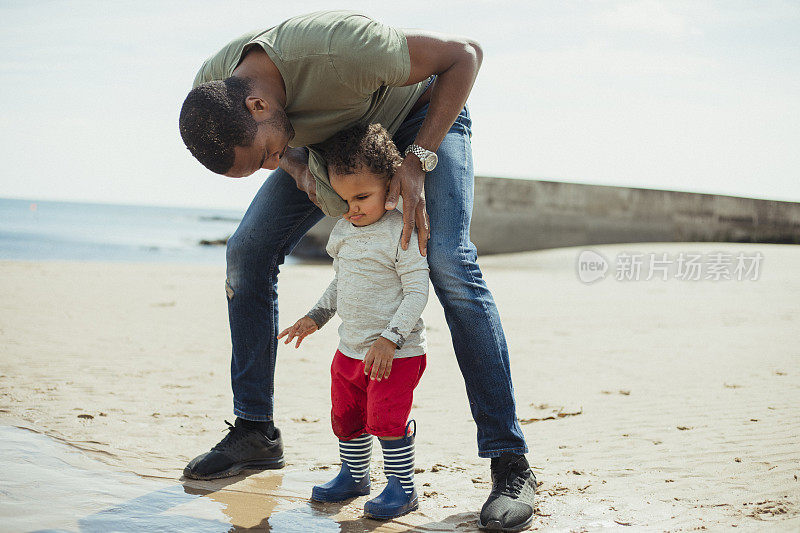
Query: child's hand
277,316,318,348
363,337,397,381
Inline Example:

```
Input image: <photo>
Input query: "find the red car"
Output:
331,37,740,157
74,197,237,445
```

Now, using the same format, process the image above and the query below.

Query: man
179,11,536,532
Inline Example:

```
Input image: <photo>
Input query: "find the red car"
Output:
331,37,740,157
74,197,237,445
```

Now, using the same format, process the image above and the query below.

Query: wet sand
1,242,799,531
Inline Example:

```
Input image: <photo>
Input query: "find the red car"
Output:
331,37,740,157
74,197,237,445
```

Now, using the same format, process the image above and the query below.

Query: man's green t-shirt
193,10,429,216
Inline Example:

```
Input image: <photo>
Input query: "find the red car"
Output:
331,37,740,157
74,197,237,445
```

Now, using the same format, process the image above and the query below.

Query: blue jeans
225,105,528,458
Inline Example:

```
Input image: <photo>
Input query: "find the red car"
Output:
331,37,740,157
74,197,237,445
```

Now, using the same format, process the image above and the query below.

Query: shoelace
211,420,248,452
499,471,527,497
492,466,528,498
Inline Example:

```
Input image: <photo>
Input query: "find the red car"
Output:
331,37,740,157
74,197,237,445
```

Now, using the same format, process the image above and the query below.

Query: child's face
330,168,389,227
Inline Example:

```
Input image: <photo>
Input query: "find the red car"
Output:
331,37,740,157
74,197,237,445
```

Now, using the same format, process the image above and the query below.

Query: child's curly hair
320,123,402,180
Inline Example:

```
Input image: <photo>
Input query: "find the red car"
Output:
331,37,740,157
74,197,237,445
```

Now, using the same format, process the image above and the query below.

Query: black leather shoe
183,419,284,480
478,453,537,532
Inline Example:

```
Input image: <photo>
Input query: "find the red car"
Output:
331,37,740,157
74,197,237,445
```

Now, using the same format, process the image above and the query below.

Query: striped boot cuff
339,434,372,481
382,443,415,495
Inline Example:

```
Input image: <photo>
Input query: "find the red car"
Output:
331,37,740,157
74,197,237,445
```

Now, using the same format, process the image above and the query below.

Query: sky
1,0,799,210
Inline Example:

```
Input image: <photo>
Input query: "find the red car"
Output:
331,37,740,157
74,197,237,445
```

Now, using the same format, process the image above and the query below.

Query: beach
1,242,799,531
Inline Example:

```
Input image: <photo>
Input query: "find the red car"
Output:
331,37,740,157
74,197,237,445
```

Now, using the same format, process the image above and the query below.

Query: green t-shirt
193,10,429,216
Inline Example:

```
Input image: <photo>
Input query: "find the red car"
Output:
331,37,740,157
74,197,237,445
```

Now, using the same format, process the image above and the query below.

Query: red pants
330,350,426,440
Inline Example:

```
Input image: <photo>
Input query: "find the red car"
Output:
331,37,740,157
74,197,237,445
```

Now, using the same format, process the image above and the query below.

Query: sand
1,242,799,531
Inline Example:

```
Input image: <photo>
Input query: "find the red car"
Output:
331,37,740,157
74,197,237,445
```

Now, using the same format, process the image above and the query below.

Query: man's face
225,109,294,178
330,168,390,227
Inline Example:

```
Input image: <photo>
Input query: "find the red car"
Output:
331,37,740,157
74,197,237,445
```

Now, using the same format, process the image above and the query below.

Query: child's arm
364,240,429,380
276,315,318,348
277,260,338,348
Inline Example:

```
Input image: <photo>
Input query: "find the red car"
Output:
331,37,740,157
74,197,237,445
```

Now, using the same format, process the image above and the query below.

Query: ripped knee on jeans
225,278,234,300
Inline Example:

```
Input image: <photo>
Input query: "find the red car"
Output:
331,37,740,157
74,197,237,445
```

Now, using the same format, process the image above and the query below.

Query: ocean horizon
0,197,245,264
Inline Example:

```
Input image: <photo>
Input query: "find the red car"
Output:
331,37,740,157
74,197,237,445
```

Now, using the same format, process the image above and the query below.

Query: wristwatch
404,144,438,172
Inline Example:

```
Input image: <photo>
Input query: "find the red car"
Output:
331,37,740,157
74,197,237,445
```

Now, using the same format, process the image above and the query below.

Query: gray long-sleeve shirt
306,209,429,359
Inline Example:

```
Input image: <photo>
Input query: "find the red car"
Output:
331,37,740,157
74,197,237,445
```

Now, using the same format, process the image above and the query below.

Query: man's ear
245,96,270,119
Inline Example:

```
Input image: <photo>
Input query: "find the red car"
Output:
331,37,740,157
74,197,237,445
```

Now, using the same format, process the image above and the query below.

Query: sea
0,197,245,264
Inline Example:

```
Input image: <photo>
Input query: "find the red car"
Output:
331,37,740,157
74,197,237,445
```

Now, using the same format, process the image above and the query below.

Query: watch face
424,153,438,171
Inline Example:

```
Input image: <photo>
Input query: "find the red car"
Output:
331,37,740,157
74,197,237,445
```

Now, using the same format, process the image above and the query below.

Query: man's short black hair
321,123,402,180
179,77,257,174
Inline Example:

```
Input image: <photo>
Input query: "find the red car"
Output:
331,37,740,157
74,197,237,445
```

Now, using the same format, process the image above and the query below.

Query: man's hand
385,156,429,256
277,316,318,348
363,336,398,381
279,147,319,207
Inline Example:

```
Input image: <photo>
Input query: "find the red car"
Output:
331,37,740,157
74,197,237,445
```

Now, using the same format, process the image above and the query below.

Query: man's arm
403,31,483,152
384,31,483,256
279,147,319,207
279,147,351,216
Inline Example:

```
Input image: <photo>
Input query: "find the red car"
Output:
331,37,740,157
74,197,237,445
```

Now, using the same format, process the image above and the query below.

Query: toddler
278,123,428,519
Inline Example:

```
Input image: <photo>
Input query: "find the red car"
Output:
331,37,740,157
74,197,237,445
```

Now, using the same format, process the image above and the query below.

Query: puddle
0,425,412,532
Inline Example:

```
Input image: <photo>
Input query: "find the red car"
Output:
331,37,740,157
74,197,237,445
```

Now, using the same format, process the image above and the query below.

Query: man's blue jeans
225,105,528,458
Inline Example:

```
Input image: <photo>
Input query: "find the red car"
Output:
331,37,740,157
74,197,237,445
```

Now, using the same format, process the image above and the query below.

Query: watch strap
404,144,436,171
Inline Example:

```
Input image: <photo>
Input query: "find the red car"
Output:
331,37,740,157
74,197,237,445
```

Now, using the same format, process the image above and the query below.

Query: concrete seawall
293,177,800,258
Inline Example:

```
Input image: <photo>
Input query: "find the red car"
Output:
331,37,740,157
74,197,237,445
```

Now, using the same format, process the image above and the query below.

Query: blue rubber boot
364,422,418,520
311,434,372,502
